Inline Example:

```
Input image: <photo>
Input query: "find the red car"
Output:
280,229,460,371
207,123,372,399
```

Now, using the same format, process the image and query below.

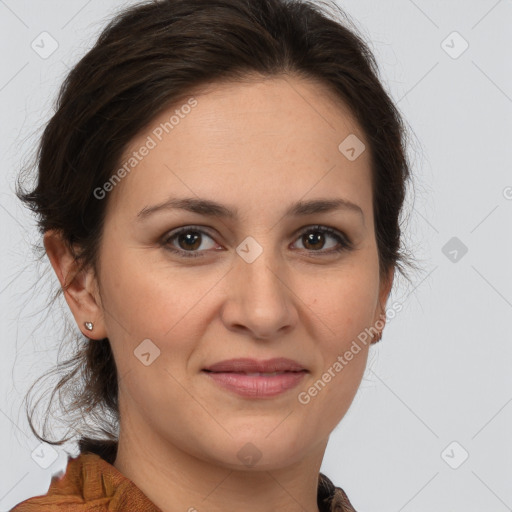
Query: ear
373,266,395,327
44,230,107,340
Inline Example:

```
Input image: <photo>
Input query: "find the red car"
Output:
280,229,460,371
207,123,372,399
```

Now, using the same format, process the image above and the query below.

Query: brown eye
292,225,352,254
176,231,202,251
162,227,218,258
302,231,326,250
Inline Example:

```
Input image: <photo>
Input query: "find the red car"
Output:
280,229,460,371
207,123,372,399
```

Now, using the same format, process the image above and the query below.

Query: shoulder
10,452,160,512
318,472,357,512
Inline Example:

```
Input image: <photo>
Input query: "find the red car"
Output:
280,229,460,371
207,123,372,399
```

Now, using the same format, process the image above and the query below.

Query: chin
201,430,314,472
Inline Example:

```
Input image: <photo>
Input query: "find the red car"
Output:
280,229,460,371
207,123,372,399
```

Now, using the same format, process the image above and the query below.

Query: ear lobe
43,230,107,340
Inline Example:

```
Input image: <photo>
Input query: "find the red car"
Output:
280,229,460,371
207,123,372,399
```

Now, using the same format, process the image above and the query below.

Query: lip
203,357,306,373
202,358,308,398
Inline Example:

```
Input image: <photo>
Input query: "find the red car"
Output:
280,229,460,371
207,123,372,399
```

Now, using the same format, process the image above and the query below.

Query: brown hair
17,0,415,463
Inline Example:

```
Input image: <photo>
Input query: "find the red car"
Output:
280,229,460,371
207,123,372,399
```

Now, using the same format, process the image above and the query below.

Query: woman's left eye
291,225,352,255
161,225,352,259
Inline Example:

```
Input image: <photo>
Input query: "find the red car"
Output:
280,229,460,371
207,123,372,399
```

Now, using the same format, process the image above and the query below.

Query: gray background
1,1,511,510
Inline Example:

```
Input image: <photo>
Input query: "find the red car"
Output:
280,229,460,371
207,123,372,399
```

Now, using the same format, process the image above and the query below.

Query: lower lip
203,371,307,398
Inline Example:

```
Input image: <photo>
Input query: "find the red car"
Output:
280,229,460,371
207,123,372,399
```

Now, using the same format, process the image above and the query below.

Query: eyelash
161,225,353,259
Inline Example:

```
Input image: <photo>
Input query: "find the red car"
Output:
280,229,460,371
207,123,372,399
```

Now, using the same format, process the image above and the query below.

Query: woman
11,0,413,510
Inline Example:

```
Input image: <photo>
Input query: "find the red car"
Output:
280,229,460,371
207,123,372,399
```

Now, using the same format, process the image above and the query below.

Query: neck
113,416,326,512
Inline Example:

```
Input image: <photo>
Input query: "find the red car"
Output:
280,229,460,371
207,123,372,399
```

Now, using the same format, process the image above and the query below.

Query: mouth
202,358,308,398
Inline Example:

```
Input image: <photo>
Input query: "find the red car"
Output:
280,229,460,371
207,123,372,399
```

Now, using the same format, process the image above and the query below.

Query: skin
45,74,393,512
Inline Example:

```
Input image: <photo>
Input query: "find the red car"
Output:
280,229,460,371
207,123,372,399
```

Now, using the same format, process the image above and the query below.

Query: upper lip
203,357,307,373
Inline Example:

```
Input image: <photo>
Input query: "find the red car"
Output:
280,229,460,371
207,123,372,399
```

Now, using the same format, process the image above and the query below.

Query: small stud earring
84,321,94,331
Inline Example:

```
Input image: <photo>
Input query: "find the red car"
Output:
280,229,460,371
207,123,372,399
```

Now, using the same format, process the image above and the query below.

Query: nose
220,250,298,340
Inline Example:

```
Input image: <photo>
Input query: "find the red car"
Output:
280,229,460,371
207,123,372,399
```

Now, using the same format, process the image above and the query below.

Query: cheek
99,243,194,333
300,262,380,343
97,245,224,375
294,275,376,435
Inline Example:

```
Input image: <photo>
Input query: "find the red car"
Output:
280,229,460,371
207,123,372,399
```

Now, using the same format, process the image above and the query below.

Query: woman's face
93,76,392,470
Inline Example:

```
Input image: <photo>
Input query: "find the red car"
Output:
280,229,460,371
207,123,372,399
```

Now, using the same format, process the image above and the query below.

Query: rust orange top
10,452,357,511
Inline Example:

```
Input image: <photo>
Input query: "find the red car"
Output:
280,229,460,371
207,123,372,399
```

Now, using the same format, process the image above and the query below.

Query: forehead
107,75,373,220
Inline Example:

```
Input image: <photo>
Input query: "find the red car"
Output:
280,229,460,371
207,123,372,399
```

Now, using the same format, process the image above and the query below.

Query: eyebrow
137,196,364,221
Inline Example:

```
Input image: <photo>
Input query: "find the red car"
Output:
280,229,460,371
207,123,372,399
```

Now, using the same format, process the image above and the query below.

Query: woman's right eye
162,226,219,259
